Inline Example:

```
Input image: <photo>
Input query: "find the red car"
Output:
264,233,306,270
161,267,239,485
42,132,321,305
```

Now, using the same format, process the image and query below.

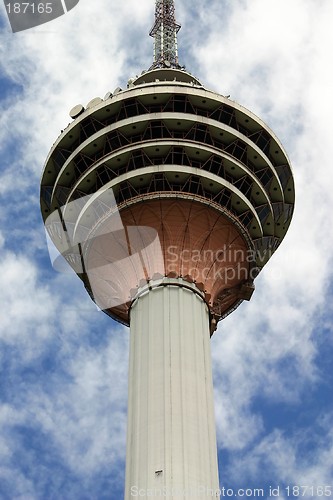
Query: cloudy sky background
0,0,333,498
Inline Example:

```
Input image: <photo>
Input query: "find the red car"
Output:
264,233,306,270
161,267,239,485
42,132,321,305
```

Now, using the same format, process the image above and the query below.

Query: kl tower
40,0,295,498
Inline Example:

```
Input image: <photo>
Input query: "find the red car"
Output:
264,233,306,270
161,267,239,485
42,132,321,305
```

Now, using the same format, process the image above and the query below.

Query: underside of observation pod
81,196,254,328
40,66,295,332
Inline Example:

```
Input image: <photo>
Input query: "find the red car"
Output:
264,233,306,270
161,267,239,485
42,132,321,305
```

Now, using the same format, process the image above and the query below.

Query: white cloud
27,332,129,475
0,317,129,496
225,413,333,496
0,251,55,347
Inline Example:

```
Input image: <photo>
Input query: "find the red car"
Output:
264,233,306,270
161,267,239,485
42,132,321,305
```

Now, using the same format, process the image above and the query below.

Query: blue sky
0,0,333,498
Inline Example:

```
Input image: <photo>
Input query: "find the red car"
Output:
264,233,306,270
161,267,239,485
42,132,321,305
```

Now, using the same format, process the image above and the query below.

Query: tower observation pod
40,1,295,498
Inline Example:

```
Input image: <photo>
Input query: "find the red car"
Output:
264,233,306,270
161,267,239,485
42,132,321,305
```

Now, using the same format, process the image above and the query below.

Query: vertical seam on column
167,285,173,489
162,286,165,488
202,296,210,486
137,297,143,491
179,285,186,496
193,291,203,489
130,310,135,490
202,300,216,492
162,288,168,486
125,306,134,499
147,289,151,492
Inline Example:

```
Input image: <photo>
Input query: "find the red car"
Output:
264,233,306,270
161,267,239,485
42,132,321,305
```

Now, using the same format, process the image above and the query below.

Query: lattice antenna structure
149,0,181,69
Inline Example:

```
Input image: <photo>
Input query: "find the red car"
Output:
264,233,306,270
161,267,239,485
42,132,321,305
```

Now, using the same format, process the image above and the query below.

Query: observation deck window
255,204,270,225
52,148,72,172
238,211,253,228
249,130,271,155
41,186,53,208
209,105,237,128
234,176,253,197
80,117,105,140
225,140,247,163
256,168,273,187
275,165,291,189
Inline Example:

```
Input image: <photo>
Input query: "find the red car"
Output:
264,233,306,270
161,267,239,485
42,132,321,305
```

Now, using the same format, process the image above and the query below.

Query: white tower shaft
125,280,220,499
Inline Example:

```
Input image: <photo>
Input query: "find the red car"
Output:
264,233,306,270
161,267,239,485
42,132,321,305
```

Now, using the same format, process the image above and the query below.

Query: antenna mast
149,0,181,69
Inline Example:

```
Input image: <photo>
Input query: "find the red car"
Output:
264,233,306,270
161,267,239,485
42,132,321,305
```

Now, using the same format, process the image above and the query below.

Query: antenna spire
149,0,181,69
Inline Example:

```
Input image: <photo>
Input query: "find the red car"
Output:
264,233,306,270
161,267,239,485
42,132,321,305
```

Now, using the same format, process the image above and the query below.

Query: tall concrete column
125,279,220,500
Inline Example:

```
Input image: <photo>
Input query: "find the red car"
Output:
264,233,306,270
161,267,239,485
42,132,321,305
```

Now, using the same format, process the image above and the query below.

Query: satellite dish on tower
86,97,103,109
104,91,113,100
69,104,84,119
164,60,171,68
113,87,123,95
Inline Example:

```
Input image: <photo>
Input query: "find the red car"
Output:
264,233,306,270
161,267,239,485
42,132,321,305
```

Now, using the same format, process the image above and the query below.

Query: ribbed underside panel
125,282,220,499
84,198,250,325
